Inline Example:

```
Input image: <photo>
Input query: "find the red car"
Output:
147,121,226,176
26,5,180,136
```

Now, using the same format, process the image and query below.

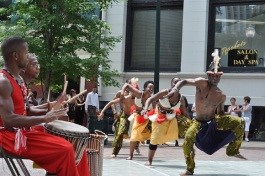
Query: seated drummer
0,36,89,176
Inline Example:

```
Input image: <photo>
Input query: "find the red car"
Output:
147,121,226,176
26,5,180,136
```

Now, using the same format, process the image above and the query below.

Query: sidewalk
0,136,264,175
102,136,265,176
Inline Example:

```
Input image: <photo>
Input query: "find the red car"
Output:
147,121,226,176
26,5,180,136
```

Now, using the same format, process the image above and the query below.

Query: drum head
45,120,89,134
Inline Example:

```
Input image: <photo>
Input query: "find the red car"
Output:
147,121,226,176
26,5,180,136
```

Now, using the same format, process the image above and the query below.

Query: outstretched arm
98,98,120,120
142,89,168,115
120,83,142,102
0,78,67,128
165,77,205,98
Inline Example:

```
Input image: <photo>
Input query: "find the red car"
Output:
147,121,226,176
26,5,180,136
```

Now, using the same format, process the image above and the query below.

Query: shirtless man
167,52,245,175
98,88,134,157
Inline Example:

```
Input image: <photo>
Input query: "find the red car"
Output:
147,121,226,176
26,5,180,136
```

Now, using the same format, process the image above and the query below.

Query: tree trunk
43,70,51,103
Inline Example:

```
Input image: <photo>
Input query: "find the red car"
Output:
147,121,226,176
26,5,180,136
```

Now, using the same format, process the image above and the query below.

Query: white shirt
85,91,99,111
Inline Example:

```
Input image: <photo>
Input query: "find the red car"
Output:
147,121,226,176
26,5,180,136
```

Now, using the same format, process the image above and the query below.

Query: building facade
93,0,265,140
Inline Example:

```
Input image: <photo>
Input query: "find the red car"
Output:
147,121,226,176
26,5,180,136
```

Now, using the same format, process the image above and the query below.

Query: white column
181,0,209,73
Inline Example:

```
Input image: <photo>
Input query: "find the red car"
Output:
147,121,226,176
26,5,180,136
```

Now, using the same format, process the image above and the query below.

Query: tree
0,0,121,100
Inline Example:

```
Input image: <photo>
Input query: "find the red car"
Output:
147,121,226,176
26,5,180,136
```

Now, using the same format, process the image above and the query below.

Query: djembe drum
86,149,99,176
44,120,90,164
87,130,107,176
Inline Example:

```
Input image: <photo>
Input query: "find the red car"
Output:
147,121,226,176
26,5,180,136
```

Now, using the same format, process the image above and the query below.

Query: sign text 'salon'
228,49,258,67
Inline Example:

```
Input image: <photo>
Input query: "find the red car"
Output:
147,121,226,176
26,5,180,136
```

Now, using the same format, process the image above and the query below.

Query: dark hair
32,91,37,98
171,77,180,85
143,80,154,89
70,89,76,96
1,36,27,61
230,97,236,101
244,96,251,103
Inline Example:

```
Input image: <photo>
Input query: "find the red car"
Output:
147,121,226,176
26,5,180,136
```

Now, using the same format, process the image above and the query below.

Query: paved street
1,136,265,176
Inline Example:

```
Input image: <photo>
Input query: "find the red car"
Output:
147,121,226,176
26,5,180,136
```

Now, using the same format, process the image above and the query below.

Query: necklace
2,68,27,102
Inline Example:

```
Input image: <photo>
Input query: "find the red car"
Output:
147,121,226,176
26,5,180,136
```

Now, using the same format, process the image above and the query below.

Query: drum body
87,149,99,176
87,131,107,176
44,120,90,164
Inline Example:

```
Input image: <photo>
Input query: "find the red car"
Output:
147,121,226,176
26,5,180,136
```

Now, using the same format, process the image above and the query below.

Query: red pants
0,128,90,176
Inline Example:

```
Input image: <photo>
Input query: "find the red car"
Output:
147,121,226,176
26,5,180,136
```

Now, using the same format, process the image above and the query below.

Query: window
208,0,265,73
125,0,183,72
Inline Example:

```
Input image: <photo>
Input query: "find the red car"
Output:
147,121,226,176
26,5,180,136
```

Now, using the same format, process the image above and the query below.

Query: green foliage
0,0,121,93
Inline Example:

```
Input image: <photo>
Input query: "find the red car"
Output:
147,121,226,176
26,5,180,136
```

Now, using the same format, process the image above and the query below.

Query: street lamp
245,26,256,38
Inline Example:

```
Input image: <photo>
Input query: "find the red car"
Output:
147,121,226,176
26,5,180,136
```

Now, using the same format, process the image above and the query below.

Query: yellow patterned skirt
130,112,151,142
150,109,179,145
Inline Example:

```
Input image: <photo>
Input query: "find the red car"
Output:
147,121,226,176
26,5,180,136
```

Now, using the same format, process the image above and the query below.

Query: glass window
214,3,265,70
125,1,183,72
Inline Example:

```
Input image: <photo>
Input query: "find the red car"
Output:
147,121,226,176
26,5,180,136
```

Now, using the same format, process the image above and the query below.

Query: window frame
125,0,184,72
207,0,265,73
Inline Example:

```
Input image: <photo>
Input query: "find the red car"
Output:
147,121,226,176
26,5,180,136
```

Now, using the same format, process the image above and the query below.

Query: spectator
242,96,252,142
75,94,85,126
191,102,196,119
227,97,241,117
85,86,99,132
67,89,77,123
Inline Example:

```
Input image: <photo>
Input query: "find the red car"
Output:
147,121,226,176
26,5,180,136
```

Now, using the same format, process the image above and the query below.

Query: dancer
142,77,190,166
98,88,134,157
167,50,246,175
121,80,155,160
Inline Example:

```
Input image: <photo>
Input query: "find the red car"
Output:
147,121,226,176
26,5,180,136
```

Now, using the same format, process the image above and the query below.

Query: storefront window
214,4,265,70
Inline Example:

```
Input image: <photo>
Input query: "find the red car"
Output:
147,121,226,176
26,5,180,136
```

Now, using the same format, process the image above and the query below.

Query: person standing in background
227,97,240,117
85,86,99,132
75,94,85,126
191,102,196,119
67,89,77,123
242,96,252,142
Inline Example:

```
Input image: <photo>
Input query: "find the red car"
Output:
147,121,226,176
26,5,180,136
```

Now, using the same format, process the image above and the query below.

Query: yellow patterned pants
176,114,192,138
112,113,130,155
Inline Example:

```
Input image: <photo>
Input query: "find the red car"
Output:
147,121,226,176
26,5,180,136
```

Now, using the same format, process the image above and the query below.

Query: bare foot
234,153,247,160
144,161,152,166
111,154,116,158
126,156,132,160
179,170,193,176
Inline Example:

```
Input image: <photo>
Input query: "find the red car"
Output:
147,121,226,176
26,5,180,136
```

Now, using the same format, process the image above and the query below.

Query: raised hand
52,92,67,110
44,107,68,123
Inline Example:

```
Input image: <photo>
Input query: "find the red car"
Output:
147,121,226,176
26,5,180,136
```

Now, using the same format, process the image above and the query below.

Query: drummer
0,36,90,176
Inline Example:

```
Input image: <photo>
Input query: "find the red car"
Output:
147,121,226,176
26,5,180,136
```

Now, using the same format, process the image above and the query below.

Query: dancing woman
121,80,155,160
142,78,190,166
